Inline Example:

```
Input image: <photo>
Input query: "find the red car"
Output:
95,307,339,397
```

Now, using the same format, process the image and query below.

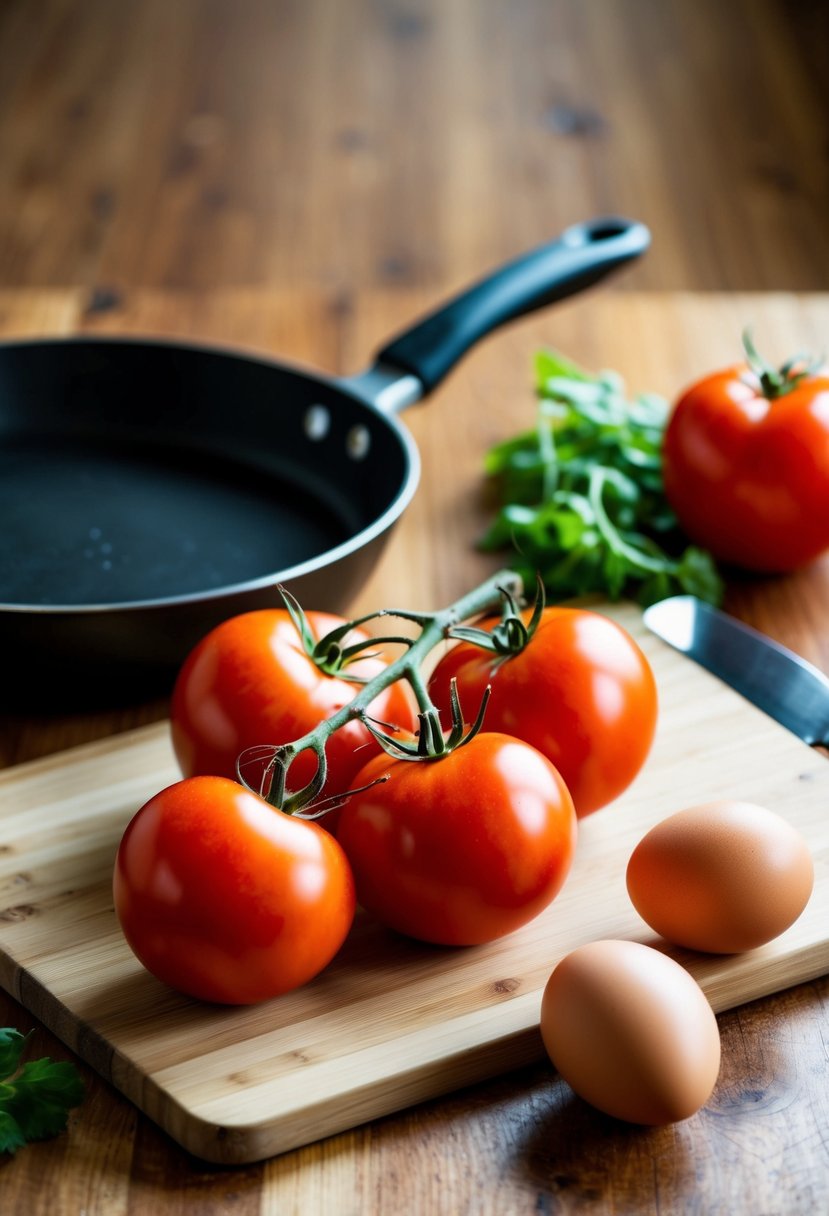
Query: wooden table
1,288,828,1213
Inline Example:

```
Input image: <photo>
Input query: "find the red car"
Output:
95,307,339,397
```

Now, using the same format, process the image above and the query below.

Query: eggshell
540,939,720,1124
626,800,814,953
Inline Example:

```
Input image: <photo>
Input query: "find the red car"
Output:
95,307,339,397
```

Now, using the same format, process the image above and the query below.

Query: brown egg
626,800,814,953
540,939,720,1124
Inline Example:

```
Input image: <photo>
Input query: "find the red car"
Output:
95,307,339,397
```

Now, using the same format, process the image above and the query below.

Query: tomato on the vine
336,733,577,946
113,776,355,1004
427,606,657,818
170,609,416,801
662,346,829,572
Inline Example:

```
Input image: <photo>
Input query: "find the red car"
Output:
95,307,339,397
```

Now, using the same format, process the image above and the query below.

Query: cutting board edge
11,949,547,1163
0,719,172,785
2,605,828,1163
8,931,829,1164
160,1024,547,1165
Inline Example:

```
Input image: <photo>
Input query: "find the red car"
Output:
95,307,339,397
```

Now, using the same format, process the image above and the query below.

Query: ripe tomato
170,609,416,803
428,607,657,818
113,776,355,1004
336,733,577,946
662,359,829,572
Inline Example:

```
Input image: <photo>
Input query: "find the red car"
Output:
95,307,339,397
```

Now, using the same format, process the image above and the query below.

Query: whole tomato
336,733,577,946
113,776,355,1004
170,609,416,803
428,606,657,818
662,350,829,572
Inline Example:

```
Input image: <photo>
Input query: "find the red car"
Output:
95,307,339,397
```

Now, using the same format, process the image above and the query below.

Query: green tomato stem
742,328,822,400
260,568,525,813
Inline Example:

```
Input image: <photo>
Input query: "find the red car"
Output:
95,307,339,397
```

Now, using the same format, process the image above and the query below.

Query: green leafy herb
0,1027,84,1153
480,349,724,606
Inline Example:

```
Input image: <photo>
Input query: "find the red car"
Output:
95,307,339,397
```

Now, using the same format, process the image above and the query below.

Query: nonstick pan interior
0,219,651,703
0,339,411,610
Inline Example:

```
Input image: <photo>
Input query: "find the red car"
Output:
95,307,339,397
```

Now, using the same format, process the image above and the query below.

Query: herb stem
588,468,678,575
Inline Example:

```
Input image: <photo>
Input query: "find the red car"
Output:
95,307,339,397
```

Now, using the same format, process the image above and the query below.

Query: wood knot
85,285,123,315
491,977,521,996
544,103,607,139
0,904,37,922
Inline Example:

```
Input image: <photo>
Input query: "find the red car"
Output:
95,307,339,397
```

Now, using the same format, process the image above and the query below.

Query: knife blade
643,596,829,747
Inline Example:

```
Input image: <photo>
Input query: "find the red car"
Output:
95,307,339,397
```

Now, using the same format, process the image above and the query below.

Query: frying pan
0,217,649,702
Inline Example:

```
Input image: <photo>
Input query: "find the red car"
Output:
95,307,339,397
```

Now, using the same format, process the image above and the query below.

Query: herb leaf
0,1028,84,1153
480,350,724,606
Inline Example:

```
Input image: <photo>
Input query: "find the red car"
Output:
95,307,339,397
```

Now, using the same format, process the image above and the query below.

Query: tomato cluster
113,595,657,1005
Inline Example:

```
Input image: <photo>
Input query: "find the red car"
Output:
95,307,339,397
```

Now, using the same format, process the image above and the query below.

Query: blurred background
1,0,827,297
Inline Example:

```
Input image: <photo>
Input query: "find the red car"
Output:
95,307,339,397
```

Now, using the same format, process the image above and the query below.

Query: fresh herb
0,1027,84,1153
479,349,723,606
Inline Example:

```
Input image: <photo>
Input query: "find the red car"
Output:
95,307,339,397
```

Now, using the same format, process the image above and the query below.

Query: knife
643,596,829,747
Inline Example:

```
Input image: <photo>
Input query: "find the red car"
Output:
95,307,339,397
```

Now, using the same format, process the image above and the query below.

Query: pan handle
344,217,649,413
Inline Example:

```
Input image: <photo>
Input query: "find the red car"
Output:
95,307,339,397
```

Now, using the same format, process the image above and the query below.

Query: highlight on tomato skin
113,775,356,1005
428,606,658,818
169,608,417,807
336,732,578,947
662,354,829,573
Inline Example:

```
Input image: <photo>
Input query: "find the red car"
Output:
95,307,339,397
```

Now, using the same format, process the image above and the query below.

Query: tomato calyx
363,678,492,762
279,585,413,680
741,329,824,401
447,574,545,658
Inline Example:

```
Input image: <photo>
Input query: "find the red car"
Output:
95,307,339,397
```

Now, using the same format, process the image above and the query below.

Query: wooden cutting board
0,604,827,1164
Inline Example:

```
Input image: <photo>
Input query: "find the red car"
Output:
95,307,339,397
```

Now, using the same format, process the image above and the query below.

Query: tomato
113,776,355,1004
336,733,577,946
170,609,416,805
427,607,657,818
662,359,829,572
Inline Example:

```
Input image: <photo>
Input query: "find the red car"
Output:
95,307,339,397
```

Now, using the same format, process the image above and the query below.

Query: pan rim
0,334,422,615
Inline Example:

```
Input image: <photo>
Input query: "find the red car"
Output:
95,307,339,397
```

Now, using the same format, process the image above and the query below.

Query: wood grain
0,286,827,1203
0,608,826,1163
1,0,827,1201
0,0,826,294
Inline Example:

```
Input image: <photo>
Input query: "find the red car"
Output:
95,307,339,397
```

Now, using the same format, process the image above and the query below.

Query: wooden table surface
1,0,828,1209
0,286,828,1213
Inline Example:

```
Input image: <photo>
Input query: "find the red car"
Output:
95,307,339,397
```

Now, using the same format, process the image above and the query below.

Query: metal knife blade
643,596,829,747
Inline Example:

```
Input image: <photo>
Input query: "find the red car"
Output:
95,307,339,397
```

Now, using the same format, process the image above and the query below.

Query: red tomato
336,733,577,946
428,607,657,818
170,609,416,803
662,361,829,571
113,776,355,1004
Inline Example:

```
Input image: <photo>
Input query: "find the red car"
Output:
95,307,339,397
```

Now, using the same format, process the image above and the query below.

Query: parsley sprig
479,349,723,606
0,1028,84,1153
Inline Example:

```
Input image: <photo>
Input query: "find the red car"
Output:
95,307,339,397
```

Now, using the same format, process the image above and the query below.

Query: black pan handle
373,217,649,395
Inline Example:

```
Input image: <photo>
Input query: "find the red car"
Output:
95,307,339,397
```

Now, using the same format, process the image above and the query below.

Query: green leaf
2,1059,84,1144
0,1032,84,1153
676,546,725,603
535,348,592,390
0,1109,26,1154
0,1028,27,1079
480,347,724,606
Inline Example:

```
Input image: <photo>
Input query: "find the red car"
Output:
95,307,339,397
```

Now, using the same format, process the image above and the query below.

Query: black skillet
0,217,649,702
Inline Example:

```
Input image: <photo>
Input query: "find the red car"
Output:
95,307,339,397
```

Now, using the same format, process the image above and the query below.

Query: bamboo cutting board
0,604,827,1165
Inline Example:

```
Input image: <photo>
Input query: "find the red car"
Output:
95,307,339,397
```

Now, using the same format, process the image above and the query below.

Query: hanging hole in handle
586,220,631,242
562,218,633,248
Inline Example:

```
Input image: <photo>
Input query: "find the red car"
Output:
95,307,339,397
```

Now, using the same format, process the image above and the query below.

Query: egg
626,800,814,953
540,939,720,1124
